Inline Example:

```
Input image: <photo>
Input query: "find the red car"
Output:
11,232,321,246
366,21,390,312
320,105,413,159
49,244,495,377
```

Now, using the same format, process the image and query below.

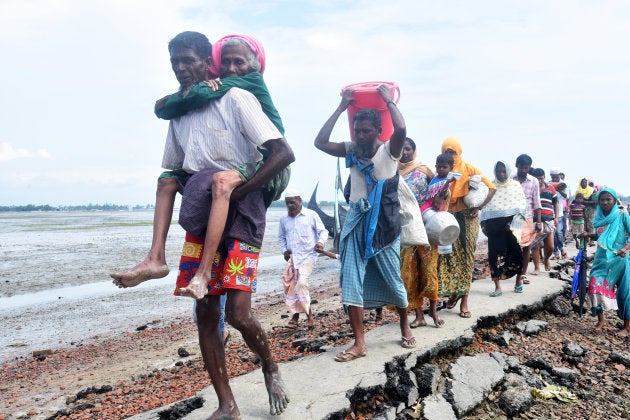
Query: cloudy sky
1,0,629,206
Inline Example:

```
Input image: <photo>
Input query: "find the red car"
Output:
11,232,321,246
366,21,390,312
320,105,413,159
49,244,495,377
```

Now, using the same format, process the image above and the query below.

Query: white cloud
0,142,52,161
1,0,629,205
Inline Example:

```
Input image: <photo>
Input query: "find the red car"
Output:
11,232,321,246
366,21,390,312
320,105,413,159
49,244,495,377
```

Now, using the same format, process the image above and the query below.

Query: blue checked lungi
339,201,408,309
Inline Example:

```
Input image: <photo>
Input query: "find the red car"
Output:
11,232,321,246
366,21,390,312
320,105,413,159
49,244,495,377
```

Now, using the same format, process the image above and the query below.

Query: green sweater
155,72,285,135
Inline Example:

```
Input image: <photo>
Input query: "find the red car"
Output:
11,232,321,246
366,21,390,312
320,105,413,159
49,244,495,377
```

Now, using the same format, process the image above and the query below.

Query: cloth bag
464,174,489,208
398,176,429,247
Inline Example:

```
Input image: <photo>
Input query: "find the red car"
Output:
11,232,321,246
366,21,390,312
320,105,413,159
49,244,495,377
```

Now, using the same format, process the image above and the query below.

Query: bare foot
307,317,315,327
178,275,208,300
410,318,427,328
531,269,540,276
264,369,289,415
110,261,169,288
594,320,605,332
544,259,551,271
430,309,444,327
617,329,630,338
209,405,240,420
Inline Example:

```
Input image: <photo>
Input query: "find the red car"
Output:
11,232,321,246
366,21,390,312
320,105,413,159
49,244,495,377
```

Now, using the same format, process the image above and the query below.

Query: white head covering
283,188,301,199
549,167,561,175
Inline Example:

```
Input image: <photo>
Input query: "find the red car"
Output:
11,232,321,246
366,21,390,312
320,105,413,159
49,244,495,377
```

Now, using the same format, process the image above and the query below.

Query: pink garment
208,34,266,78
281,259,313,315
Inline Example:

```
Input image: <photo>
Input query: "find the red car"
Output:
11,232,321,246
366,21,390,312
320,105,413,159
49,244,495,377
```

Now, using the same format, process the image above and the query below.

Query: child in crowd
421,153,455,213
570,193,586,247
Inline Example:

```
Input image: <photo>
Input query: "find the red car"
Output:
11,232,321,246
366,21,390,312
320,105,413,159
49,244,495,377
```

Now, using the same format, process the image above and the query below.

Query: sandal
459,310,472,318
335,349,367,362
489,290,503,297
521,275,530,284
447,295,462,309
401,335,417,349
514,285,524,293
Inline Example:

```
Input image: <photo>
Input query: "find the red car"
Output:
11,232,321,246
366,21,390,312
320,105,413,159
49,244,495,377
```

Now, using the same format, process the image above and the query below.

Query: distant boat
306,183,347,239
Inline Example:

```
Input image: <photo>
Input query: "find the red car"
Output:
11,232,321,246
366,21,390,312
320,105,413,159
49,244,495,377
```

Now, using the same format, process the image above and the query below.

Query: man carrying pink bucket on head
342,81,400,142
315,82,416,362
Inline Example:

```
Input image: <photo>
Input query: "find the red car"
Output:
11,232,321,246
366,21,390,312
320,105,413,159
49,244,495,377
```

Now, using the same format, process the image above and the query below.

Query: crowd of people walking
108,30,629,417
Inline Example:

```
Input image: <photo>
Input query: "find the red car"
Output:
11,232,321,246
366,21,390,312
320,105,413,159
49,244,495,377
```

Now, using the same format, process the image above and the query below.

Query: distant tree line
0,204,155,212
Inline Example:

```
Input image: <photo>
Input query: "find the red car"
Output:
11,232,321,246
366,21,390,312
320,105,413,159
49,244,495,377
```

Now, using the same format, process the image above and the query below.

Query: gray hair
222,38,261,73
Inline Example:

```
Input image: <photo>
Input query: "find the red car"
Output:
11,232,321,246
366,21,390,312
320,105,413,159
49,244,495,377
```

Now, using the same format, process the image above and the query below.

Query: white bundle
463,175,489,208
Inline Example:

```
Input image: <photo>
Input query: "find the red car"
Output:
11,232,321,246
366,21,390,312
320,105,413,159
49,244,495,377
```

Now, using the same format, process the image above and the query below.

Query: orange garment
440,137,495,210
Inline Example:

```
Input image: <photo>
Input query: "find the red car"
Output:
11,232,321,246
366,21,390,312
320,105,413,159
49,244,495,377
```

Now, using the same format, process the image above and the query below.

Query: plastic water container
438,244,453,255
341,81,400,142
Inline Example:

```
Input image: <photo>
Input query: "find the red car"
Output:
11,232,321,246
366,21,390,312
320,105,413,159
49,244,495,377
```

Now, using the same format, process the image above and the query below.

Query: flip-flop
447,295,462,309
514,285,524,293
521,276,530,284
489,290,503,297
459,310,472,318
335,349,367,362
401,335,417,349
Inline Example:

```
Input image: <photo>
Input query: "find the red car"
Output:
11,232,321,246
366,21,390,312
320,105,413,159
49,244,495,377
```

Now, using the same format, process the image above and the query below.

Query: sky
1,0,629,206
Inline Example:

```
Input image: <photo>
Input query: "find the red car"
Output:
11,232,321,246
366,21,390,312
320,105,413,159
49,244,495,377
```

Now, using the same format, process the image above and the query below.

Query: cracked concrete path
131,265,566,419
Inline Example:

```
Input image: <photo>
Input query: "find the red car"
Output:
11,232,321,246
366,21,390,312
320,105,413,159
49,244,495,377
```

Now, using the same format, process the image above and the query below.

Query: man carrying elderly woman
114,31,292,418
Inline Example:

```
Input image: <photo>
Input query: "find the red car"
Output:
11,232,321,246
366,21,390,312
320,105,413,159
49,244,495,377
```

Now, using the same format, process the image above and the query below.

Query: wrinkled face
285,197,302,217
435,162,451,178
550,174,561,182
401,141,414,163
170,46,210,90
599,192,615,214
220,44,252,77
516,164,530,179
495,163,508,183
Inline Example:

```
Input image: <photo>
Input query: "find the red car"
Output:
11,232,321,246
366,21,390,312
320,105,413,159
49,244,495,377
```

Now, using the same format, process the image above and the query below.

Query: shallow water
0,208,340,362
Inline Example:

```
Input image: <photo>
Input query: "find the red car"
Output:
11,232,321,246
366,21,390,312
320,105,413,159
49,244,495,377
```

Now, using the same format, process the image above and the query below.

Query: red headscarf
208,34,266,78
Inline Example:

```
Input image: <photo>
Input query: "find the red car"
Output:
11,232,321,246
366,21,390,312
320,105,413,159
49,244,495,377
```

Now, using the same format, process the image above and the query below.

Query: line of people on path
107,29,630,418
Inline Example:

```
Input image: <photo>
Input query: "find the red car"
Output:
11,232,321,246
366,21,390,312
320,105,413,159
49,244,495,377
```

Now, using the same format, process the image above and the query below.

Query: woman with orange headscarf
438,137,496,318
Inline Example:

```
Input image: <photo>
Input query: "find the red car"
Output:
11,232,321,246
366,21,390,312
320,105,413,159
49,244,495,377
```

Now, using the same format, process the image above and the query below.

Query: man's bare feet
178,275,209,300
264,369,289,415
594,320,605,332
531,269,540,276
110,261,169,288
617,328,629,338
209,404,240,420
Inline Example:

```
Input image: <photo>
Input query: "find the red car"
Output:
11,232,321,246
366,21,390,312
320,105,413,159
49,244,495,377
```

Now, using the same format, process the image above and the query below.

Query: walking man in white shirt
279,189,329,327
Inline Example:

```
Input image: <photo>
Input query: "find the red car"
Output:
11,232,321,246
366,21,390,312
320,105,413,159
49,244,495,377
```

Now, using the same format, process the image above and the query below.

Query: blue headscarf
594,187,621,253
592,187,628,288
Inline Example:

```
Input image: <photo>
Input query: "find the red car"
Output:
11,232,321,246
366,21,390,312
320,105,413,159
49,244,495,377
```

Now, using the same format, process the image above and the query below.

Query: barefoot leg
594,311,605,332
227,289,290,415
196,296,240,419
617,320,630,337
179,171,242,300
111,177,176,287
429,300,444,327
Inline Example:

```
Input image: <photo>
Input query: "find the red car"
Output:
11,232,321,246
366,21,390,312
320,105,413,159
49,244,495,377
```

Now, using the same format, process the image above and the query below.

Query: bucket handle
340,81,400,103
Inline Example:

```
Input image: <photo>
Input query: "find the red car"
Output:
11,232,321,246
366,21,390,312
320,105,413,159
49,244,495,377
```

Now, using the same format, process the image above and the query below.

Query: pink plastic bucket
341,81,400,142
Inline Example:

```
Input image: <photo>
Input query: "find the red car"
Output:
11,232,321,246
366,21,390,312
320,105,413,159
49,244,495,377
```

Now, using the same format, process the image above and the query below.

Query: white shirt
161,88,282,173
344,141,401,203
278,207,329,267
